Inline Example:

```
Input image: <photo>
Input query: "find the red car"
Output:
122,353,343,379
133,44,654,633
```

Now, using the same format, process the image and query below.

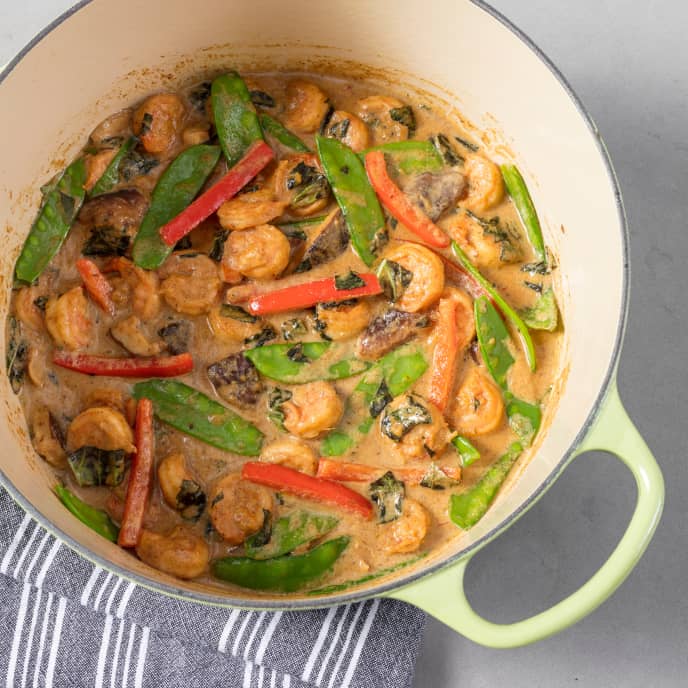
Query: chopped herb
208,228,229,261
523,281,543,293
139,112,154,137
286,343,310,363
465,209,522,262
327,118,350,140
219,303,258,323
244,325,277,348
334,270,366,291
369,471,405,523
318,104,335,135
340,165,350,175
369,379,392,418
369,227,389,254
419,463,460,490
279,226,307,242
211,491,224,507
389,106,416,135
376,259,413,302
119,149,159,181
33,296,48,311
174,235,193,251
286,162,330,208
82,225,131,256
176,479,207,521
6,317,27,394
454,135,479,152
249,90,275,108
429,133,464,166
67,446,128,487
267,388,292,430
244,509,273,550
189,81,211,111
157,321,191,355
381,396,432,442
520,260,551,276
281,318,308,341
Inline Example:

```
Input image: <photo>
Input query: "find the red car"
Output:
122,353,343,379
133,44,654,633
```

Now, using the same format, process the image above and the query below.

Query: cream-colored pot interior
0,0,624,606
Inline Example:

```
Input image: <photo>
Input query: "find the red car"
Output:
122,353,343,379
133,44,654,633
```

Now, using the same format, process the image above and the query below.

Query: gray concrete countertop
2,2,685,686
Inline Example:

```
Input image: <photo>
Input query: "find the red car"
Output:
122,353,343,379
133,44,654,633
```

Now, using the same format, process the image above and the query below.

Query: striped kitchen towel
0,486,426,687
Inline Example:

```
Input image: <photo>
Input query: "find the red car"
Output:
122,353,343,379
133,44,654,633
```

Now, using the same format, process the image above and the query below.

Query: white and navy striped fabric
0,487,425,687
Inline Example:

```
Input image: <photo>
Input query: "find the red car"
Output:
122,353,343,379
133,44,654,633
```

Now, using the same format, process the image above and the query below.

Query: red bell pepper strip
118,398,154,547
53,351,193,378
159,140,274,246
316,459,461,485
247,273,383,316
242,462,373,518
364,150,450,248
76,258,115,316
428,295,459,413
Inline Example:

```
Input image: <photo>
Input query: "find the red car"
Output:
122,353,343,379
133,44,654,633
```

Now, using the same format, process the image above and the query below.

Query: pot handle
385,381,664,647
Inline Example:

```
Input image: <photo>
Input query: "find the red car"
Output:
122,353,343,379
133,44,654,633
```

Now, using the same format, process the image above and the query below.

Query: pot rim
0,0,629,611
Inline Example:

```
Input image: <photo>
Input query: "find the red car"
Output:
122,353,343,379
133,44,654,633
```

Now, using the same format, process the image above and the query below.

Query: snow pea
359,141,443,174
519,287,559,331
131,144,221,269
320,346,428,455
90,136,137,197
449,441,523,529
316,135,386,266
55,485,119,542
212,536,350,592
211,72,264,167
15,157,87,283
451,241,537,371
244,341,371,384
500,164,546,263
259,113,310,152
451,435,481,467
474,295,542,446
132,379,263,456
245,511,338,560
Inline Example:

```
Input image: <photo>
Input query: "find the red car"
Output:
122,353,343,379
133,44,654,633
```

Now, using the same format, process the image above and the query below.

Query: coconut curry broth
6,70,562,594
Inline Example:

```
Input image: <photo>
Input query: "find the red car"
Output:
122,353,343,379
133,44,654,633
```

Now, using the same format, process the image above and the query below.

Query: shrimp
157,453,206,520
315,300,371,341
83,149,117,191
377,499,430,554
14,286,44,331
207,305,263,343
282,79,331,133
462,154,504,214
381,394,449,461
110,315,164,356
283,381,344,439
31,407,67,468
446,211,501,268
45,286,92,350
452,367,505,436
383,242,445,313
159,253,221,315
217,187,288,231
355,95,411,144
182,123,210,146
261,438,318,475
66,406,135,453
136,527,209,579
271,154,330,217
209,473,273,545
323,110,370,152
223,224,291,280
132,93,186,154
107,257,160,320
